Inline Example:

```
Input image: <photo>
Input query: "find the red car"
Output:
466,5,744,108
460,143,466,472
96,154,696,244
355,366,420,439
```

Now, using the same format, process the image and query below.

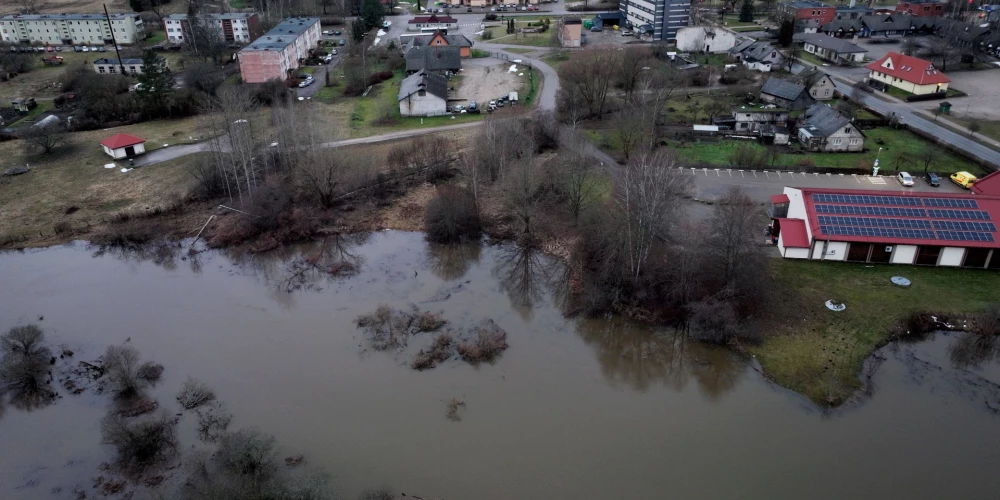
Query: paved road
132,142,211,167
296,65,329,99
830,79,1000,169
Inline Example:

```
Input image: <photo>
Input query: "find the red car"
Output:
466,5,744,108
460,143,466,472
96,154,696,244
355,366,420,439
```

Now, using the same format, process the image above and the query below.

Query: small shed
11,98,37,113
100,133,146,159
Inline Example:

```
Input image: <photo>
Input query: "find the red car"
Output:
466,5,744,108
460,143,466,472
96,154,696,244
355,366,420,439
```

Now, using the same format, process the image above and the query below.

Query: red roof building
896,0,946,17
408,15,458,29
100,133,146,159
771,187,1000,269
972,171,1000,196
866,52,950,95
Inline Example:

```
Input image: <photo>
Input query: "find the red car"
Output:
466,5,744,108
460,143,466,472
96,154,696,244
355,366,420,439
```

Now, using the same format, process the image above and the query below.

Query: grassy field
541,51,570,71
668,127,988,175
753,260,1000,406
943,115,1000,143
483,25,560,47
0,116,212,242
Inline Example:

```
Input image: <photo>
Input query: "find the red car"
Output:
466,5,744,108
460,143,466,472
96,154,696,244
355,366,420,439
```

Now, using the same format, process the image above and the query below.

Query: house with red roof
100,133,146,159
866,51,950,95
769,186,1000,269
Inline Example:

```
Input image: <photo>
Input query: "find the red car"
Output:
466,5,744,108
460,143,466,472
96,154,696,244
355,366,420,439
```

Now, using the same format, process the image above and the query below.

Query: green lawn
798,51,830,67
8,101,53,129
883,85,912,100
669,127,988,175
145,30,166,45
483,27,560,47
503,47,536,54
541,52,570,71
943,116,1000,143
753,260,1000,406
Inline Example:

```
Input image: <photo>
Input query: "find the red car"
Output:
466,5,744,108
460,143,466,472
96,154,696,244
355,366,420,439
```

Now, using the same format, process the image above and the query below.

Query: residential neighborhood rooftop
0,12,140,21
398,69,449,101
761,78,807,101
866,52,951,85
100,133,145,149
241,17,319,51
798,103,853,138
796,33,869,53
93,58,143,65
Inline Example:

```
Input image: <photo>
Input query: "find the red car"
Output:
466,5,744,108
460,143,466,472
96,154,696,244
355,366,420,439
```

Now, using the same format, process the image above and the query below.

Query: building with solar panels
768,182,1000,269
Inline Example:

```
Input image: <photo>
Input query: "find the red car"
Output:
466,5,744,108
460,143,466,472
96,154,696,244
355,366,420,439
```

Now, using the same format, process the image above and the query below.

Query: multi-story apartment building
237,17,320,84
163,13,260,45
896,0,947,17
0,12,145,45
620,0,690,41
777,1,837,26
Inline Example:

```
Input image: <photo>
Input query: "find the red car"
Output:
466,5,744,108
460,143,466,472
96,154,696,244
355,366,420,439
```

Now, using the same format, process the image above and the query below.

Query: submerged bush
457,323,509,364
0,325,54,408
424,186,481,244
411,332,454,371
101,410,177,472
103,345,161,399
177,377,217,410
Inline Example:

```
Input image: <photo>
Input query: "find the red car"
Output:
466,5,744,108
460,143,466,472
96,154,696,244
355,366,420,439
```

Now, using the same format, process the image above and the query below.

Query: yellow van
950,171,977,189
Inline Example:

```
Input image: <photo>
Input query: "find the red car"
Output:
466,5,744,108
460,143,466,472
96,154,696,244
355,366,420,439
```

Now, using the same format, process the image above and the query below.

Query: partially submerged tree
103,344,162,399
425,186,481,244
101,409,177,472
0,325,53,408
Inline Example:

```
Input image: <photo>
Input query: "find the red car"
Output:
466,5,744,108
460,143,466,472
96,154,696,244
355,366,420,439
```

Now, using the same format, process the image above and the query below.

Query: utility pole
104,3,127,76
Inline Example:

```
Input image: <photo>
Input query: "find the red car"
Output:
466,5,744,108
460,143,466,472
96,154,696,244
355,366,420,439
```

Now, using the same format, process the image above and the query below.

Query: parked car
621,30,634,36
81,46,89,52
323,54,333,64
897,171,914,187
338,39,345,46
469,100,478,111
331,49,338,55
322,30,332,35
54,46,63,52
950,171,977,189
98,46,106,52
382,21,392,28
46,46,54,52
925,172,941,187
467,7,472,11
298,77,315,88
73,45,82,52
334,30,342,35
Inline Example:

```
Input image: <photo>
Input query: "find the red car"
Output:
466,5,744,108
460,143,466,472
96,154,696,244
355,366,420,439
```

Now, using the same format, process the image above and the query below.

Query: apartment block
0,12,145,45
620,0,690,41
163,13,260,45
237,17,321,84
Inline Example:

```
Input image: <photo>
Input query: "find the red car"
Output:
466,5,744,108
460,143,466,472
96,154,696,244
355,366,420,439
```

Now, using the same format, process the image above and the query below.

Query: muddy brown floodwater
1,231,999,499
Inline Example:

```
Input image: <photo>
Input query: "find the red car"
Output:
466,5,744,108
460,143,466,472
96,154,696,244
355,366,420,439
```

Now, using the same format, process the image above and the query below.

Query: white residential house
398,69,449,117
675,26,737,53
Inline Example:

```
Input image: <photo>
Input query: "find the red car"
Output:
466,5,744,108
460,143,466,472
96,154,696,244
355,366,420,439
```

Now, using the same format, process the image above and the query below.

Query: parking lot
455,59,525,107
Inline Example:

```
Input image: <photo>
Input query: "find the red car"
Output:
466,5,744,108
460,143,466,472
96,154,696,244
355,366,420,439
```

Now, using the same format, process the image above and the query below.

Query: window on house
850,138,860,145
824,89,830,96
832,138,842,145
98,66,105,73
844,127,851,133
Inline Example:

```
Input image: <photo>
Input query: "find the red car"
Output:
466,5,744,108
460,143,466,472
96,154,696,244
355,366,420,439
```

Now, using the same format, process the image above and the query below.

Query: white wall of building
939,247,965,267
399,93,448,117
782,244,811,259
890,244,917,264
675,27,736,53
810,240,847,260
103,142,145,159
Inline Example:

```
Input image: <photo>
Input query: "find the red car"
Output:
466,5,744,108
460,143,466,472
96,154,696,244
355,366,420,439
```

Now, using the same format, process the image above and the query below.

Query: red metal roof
972,171,1000,196
799,187,1000,248
409,15,456,24
777,218,810,248
100,133,144,149
866,52,950,85
771,194,790,204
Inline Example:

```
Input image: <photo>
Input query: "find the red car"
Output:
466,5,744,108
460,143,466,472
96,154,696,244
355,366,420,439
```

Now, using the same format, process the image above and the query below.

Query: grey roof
821,19,864,34
728,38,756,55
931,17,991,44
93,58,143,65
742,42,779,62
165,13,255,20
799,103,851,138
798,33,868,53
836,5,874,13
791,66,830,87
398,69,449,101
242,17,319,52
405,33,473,51
1,12,139,21
783,1,833,8
861,14,916,33
405,45,461,72
761,78,807,101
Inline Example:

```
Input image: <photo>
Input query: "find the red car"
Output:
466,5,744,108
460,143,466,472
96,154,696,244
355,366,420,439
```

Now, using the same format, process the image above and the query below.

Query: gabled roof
93,58,144,65
740,42,780,62
820,19,864,34
405,45,462,72
398,69,449,101
797,33,868,53
405,32,474,51
791,66,830,87
728,38,756,55
865,52,950,85
409,15,457,24
761,78,807,101
861,14,916,33
931,17,991,44
796,187,1000,248
972,171,1000,196
784,0,833,9
777,218,811,248
100,133,144,149
799,103,851,138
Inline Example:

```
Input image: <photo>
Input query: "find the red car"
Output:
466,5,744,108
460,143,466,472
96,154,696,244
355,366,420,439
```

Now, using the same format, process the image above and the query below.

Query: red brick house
777,1,836,27
896,0,946,17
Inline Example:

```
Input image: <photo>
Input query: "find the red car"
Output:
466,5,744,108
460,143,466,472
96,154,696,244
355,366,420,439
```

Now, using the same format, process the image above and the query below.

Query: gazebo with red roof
100,133,146,160
866,52,950,96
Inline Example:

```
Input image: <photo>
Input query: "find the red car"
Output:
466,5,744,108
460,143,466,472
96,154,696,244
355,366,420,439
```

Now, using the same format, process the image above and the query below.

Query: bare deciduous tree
558,146,600,222
0,325,53,408
618,46,652,97
558,47,621,119
21,123,65,155
202,86,265,206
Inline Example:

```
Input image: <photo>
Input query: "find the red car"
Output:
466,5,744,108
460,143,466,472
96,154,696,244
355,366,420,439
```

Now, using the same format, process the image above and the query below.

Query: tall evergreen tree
739,0,755,23
360,0,385,32
777,18,795,47
135,50,174,117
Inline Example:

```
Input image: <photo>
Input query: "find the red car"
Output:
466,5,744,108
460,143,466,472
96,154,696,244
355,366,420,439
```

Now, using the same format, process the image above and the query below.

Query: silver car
897,171,914,187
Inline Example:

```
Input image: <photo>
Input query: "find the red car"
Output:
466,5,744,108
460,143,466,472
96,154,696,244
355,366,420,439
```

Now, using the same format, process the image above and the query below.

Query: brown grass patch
411,332,454,371
356,305,449,351
456,322,509,364
445,397,465,421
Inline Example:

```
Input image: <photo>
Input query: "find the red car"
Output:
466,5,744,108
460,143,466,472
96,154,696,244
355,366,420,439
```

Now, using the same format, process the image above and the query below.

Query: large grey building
620,0,690,41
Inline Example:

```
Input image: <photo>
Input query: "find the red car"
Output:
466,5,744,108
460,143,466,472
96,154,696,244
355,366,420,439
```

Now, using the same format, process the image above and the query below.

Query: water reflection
575,316,745,398
491,244,567,321
91,241,188,272
949,332,999,369
426,241,482,281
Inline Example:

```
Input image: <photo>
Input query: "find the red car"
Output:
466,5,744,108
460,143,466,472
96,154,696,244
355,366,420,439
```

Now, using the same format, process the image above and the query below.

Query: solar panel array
932,221,997,232
815,204,927,217
818,216,932,229
809,193,996,244
926,209,991,220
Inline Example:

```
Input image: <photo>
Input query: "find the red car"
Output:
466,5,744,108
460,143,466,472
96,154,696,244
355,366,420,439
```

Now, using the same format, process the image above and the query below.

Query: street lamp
873,147,884,176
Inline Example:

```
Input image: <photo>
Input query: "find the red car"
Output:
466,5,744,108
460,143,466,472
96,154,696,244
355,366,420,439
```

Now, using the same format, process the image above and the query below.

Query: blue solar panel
812,194,922,206
921,198,978,208
819,225,937,240
937,231,996,242
931,221,997,232
818,216,933,229
926,209,991,221
815,205,927,217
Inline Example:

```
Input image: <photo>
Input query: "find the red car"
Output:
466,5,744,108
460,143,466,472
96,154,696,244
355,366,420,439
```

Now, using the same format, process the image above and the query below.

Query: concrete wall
782,244,811,259
869,70,949,95
891,244,917,264
104,142,145,159
811,240,848,260
939,247,965,267
399,93,448,117
238,49,290,83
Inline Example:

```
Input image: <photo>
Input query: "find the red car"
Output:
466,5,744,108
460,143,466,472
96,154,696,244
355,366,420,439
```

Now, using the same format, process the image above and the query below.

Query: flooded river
1,231,998,499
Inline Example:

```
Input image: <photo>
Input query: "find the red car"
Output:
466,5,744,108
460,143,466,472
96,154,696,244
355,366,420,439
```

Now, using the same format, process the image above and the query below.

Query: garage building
769,185,1000,269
